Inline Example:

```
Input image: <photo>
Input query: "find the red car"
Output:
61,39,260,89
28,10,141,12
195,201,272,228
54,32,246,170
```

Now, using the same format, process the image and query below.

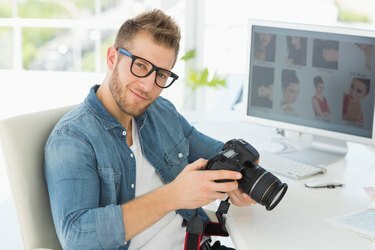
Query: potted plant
180,49,227,109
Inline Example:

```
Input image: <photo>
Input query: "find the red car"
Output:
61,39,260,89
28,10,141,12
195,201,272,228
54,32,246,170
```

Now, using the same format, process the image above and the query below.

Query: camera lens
239,162,287,210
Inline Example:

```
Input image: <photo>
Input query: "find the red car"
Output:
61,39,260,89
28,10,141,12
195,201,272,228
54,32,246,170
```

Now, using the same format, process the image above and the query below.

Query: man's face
349,78,368,101
108,31,176,117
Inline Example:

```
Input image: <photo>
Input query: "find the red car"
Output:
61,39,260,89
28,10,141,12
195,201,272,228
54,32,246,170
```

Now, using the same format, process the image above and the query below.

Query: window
0,0,11,18
0,0,187,73
0,27,12,69
0,0,190,119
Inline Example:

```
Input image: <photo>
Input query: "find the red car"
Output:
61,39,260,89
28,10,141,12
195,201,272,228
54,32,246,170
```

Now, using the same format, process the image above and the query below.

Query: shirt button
131,184,135,189
122,130,126,136
130,153,134,158
178,153,183,158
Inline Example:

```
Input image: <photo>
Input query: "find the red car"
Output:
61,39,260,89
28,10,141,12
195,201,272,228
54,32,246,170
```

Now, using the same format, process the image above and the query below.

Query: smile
129,88,148,101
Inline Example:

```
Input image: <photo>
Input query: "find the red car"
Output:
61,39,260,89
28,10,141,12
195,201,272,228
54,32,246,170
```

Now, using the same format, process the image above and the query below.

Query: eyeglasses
116,48,179,88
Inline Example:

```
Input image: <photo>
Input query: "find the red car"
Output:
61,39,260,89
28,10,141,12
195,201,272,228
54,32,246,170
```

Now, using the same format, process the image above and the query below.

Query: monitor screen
244,20,375,146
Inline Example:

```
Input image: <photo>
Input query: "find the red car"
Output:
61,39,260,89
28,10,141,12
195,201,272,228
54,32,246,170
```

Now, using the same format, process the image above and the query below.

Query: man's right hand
167,158,242,210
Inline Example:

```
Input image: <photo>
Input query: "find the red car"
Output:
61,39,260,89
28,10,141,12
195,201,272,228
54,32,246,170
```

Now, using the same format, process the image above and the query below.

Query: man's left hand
228,188,255,207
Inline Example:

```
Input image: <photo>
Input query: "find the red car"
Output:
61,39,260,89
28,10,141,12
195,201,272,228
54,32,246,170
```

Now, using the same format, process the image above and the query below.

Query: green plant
334,0,372,24
337,7,371,23
180,49,227,91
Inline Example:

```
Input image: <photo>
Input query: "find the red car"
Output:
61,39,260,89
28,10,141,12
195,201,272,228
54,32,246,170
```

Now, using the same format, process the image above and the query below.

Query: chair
0,105,76,250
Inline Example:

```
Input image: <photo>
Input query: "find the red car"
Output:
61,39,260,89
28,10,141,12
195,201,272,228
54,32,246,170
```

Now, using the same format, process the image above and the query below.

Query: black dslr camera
206,139,287,210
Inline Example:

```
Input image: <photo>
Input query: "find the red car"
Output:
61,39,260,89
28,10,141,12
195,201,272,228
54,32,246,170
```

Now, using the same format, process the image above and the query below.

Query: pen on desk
305,183,344,189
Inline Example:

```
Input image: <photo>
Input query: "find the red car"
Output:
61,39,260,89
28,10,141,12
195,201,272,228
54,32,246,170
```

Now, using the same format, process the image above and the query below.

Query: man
44,9,253,250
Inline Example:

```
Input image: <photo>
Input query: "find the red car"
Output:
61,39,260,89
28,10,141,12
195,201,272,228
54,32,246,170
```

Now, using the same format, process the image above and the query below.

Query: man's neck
96,83,134,146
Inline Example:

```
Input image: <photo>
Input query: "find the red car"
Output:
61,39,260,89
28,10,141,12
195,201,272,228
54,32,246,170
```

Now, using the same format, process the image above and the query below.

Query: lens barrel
239,162,287,210
206,138,288,211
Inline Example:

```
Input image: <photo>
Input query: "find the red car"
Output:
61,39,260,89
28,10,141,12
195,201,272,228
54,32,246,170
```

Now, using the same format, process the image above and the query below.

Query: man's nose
139,70,156,91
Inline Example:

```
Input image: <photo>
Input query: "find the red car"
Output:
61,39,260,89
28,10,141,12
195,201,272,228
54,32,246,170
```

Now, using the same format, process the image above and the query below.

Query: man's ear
107,46,118,71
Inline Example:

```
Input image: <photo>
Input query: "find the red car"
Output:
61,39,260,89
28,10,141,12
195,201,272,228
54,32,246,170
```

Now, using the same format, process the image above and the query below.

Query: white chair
0,105,76,250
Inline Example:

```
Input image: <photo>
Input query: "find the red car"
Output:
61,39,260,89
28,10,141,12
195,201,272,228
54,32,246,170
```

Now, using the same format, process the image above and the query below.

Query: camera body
206,138,259,173
206,139,287,210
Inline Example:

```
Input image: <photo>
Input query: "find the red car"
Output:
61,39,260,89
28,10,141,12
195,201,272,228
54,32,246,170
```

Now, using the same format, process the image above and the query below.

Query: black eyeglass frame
116,47,179,88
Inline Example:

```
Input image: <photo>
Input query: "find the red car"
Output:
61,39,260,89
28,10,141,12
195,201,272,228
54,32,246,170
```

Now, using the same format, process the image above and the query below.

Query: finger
242,193,256,204
204,170,242,181
238,193,255,206
228,192,242,205
185,158,208,171
210,181,239,193
230,189,245,201
209,191,227,201
229,190,254,206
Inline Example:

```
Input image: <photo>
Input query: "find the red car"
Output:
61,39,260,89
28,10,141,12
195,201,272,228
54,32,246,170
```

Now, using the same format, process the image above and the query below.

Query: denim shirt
44,85,223,250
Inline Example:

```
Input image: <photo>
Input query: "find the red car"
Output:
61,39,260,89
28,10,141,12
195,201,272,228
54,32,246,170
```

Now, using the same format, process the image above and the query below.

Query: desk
187,115,375,250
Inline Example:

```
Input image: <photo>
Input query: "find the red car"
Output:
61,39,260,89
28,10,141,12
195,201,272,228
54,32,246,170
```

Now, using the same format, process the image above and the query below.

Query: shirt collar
84,84,147,130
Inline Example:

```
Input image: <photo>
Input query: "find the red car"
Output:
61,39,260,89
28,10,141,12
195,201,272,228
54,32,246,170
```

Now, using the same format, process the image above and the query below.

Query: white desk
187,115,375,250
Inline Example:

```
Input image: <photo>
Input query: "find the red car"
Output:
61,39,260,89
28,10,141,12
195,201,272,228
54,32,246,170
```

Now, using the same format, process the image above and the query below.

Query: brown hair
353,77,371,94
114,9,181,62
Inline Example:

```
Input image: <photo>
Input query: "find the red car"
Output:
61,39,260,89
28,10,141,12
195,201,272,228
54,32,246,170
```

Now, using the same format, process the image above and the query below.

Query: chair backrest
0,105,76,250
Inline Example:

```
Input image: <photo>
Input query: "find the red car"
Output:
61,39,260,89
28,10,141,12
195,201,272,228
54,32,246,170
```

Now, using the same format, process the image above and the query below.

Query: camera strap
184,199,231,250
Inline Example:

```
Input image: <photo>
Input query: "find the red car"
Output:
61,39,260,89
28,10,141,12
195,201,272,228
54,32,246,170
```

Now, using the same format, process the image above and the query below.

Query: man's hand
168,158,242,210
227,160,258,207
228,188,256,207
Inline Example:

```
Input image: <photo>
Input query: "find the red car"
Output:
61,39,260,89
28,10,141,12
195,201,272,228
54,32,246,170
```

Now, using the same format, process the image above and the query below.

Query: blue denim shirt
44,85,223,250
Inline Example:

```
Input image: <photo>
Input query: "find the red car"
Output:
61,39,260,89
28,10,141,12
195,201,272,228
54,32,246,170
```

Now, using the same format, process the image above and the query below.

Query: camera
206,139,287,210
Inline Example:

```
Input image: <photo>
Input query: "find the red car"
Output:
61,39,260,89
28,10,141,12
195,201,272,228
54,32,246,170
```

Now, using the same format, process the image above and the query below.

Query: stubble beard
109,66,153,117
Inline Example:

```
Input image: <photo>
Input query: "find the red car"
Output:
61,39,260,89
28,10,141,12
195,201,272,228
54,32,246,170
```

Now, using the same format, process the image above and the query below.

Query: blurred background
0,0,374,248
0,0,374,117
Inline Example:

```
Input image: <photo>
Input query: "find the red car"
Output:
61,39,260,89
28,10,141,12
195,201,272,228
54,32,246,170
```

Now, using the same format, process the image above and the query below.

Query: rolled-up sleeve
44,128,125,249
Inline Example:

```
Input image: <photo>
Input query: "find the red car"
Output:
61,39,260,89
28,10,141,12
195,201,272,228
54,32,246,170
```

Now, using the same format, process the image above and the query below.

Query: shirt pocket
163,137,189,169
97,167,121,206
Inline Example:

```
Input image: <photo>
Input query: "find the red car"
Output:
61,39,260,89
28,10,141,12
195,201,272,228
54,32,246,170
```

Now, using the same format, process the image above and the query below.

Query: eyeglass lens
131,57,174,87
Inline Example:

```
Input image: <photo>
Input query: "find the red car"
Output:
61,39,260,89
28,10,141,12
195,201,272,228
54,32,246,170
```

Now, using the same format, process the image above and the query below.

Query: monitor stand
268,130,348,167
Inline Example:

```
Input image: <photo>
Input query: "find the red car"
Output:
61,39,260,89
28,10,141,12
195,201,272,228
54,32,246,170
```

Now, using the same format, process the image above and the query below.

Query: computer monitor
243,19,375,167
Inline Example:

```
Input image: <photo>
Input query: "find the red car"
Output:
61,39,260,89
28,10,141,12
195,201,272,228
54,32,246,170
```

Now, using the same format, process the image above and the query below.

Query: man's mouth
129,88,148,101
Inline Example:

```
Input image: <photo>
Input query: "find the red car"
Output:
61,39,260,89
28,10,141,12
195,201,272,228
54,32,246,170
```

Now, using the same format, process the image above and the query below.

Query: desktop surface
184,112,375,250
226,149,375,250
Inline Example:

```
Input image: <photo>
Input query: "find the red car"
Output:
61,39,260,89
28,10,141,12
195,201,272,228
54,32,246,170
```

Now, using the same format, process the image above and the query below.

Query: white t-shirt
128,119,185,250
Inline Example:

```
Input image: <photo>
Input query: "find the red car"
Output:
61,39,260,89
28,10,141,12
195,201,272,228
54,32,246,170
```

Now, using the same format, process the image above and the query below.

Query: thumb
185,158,208,171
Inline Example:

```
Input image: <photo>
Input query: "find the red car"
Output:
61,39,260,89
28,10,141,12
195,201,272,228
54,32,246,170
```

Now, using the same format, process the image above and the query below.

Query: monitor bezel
243,19,375,146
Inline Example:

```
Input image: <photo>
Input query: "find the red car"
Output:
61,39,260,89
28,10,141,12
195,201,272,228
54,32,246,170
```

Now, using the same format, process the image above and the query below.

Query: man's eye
157,71,167,79
158,70,172,79
135,62,147,69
